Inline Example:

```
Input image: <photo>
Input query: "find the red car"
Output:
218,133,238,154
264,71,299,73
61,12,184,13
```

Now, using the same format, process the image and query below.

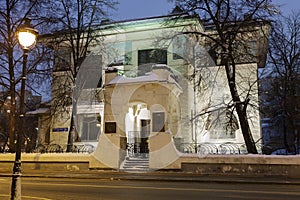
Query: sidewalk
1,169,300,185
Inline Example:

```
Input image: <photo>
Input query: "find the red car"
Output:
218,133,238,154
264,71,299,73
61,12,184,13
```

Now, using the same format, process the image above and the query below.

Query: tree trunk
8,88,16,152
8,44,16,152
66,91,77,152
225,63,258,154
235,102,258,154
66,109,74,152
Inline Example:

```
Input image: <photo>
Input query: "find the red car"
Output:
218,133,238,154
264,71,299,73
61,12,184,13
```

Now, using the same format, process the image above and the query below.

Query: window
79,55,102,89
206,109,239,139
138,49,167,75
81,117,100,141
138,49,167,65
152,112,165,132
54,48,71,71
249,40,257,57
107,42,132,66
173,35,187,60
232,39,257,64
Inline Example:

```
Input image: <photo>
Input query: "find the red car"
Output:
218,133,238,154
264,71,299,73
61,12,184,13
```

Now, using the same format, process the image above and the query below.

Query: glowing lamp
17,18,38,49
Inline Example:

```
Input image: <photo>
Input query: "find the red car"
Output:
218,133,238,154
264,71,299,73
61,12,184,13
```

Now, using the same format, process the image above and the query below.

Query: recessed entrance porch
91,65,183,170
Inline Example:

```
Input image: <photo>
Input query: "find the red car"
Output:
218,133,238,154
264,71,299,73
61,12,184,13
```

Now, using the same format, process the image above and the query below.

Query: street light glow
17,18,38,50
17,31,37,49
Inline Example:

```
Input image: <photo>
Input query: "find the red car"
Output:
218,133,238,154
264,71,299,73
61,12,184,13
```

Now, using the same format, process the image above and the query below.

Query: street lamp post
11,18,38,200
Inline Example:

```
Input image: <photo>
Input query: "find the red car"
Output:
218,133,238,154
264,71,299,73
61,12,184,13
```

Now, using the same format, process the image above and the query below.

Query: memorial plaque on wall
105,122,117,133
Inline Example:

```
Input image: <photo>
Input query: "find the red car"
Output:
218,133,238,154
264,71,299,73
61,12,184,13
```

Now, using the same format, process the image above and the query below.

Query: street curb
1,171,300,185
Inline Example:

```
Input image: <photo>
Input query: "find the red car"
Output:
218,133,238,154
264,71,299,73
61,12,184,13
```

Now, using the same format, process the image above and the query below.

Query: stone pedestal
149,133,181,170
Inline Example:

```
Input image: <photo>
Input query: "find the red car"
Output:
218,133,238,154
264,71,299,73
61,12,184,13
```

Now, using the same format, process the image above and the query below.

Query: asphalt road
1,177,300,200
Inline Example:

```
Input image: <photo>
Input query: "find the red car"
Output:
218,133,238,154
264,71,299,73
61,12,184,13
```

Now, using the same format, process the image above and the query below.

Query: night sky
113,0,174,20
113,0,300,21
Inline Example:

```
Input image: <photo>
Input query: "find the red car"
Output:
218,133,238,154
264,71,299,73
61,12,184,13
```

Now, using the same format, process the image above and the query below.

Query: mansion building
36,9,270,169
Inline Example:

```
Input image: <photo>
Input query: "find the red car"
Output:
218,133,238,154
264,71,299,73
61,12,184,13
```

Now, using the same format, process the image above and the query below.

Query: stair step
123,162,149,164
123,165,148,167
124,161,148,162
121,156,149,171
122,166,148,169
123,162,149,166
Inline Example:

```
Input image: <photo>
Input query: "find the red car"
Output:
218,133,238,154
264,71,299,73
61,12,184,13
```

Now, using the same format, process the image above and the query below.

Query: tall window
206,109,239,139
54,48,71,71
152,112,165,132
78,55,102,89
81,117,100,141
173,35,187,60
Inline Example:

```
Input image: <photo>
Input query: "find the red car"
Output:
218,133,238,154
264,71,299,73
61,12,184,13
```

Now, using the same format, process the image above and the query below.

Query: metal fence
34,144,95,154
177,142,263,155
2,137,298,155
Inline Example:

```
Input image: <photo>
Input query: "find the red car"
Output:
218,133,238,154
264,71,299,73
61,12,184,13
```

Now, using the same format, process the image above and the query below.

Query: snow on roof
26,108,49,115
107,72,176,85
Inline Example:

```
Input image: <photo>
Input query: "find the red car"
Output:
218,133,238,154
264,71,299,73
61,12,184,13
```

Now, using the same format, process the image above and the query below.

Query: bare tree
42,0,117,152
0,0,52,152
170,0,276,153
264,11,300,154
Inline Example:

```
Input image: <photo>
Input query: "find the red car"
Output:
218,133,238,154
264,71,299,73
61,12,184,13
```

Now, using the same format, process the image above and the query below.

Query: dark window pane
81,116,100,141
79,55,102,89
54,48,71,71
173,35,187,60
138,49,167,65
138,49,167,75
152,112,165,132
89,121,99,140
82,121,88,140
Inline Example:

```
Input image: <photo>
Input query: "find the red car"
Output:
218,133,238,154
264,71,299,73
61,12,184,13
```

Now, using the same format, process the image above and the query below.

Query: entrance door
140,119,150,154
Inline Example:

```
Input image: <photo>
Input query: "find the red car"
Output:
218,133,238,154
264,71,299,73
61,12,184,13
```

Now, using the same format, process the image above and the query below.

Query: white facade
43,13,268,164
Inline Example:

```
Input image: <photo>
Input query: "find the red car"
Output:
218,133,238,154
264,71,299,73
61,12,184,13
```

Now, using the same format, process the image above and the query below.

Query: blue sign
52,127,68,132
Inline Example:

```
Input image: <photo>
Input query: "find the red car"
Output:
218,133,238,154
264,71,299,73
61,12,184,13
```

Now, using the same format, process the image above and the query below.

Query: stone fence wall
0,153,300,178
0,153,90,173
174,154,300,178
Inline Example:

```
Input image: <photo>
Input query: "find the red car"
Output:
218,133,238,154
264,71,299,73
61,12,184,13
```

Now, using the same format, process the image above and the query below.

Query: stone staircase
120,156,149,172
